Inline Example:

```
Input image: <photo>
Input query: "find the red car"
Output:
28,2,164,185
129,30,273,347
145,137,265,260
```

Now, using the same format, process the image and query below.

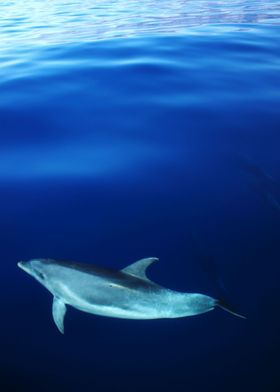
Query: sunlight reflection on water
0,0,279,46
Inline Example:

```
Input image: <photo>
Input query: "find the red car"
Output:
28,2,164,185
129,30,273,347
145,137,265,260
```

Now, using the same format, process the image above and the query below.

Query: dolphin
18,257,245,333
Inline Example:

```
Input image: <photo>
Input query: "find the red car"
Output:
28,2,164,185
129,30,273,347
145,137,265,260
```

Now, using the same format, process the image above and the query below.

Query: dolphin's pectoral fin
121,257,159,281
52,297,67,334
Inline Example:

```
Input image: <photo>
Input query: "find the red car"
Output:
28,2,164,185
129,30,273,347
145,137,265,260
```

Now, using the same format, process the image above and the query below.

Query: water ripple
0,24,279,179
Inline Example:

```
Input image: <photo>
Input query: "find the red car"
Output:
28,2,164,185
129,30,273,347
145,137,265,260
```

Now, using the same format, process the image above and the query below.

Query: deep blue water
1,1,280,391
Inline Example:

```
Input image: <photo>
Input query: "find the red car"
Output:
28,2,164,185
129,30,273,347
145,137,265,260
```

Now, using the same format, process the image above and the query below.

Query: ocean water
1,1,280,391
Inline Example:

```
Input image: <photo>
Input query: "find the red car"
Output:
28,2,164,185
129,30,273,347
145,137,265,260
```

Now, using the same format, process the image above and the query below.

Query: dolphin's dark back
40,259,157,290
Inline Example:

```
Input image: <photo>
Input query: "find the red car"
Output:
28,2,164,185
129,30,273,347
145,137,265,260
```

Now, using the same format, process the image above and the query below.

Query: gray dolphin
18,257,245,333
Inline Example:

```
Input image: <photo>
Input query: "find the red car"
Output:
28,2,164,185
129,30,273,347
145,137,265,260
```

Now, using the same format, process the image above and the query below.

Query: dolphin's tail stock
216,299,246,319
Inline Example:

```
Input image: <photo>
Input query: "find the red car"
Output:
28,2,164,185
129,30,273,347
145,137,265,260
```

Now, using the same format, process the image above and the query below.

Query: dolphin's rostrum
18,257,245,333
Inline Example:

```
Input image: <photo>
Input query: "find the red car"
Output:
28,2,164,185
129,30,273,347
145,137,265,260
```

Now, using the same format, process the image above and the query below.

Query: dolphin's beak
17,261,29,273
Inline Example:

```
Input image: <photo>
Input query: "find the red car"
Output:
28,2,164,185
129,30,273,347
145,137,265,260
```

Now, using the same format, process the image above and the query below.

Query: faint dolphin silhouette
190,238,228,299
239,155,280,213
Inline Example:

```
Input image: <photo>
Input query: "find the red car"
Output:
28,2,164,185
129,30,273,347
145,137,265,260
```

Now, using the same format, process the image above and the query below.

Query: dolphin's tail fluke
216,299,246,319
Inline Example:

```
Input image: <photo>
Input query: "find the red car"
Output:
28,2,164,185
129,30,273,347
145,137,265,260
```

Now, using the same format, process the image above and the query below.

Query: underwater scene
1,1,280,391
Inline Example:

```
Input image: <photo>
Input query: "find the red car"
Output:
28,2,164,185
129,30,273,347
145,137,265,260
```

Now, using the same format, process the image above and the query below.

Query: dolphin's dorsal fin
52,297,67,334
121,257,158,280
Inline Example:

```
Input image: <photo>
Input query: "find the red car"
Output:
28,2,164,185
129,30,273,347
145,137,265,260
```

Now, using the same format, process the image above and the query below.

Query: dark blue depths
0,5,280,392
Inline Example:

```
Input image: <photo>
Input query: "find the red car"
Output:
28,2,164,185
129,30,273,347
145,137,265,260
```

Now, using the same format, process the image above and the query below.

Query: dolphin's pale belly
51,269,173,319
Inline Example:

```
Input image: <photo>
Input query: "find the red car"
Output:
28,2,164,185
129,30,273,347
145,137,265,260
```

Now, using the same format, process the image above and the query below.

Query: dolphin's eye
38,272,45,280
